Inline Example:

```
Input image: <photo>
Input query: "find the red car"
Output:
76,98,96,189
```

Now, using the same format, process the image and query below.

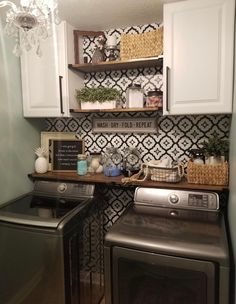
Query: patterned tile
45,23,231,231
46,112,231,230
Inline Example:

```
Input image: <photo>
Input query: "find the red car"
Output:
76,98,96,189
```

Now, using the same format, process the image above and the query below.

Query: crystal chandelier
0,0,60,56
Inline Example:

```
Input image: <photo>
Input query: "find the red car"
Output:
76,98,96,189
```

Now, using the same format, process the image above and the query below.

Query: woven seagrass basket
187,161,229,186
120,27,163,60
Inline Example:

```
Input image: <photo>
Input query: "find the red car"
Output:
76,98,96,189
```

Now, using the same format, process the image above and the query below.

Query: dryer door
110,246,216,304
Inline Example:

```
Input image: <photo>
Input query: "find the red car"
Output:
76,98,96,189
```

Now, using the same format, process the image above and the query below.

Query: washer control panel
134,188,220,211
57,183,68,193
34,181,95,198
188,193,210,208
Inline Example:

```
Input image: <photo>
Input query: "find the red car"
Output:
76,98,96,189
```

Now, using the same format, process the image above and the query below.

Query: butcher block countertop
29,172,228,192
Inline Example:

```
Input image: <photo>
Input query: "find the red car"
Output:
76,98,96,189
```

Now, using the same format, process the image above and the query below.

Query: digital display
188,194,208,208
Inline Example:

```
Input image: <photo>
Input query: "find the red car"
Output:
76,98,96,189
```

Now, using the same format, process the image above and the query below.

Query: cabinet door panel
163,0,234,115
21,24,69,117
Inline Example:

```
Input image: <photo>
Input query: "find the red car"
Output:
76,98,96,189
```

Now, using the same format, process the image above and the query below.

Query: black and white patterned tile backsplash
45,23,231,231
46,113,231,165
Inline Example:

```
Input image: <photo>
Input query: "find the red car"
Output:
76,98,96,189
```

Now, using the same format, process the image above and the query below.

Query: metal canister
126,83,144,108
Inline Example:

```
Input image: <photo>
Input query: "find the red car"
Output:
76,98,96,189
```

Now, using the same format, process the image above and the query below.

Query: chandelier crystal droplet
0,0,60,56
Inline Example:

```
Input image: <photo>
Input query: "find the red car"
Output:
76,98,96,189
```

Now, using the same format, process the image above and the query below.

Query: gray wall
0,18,43,204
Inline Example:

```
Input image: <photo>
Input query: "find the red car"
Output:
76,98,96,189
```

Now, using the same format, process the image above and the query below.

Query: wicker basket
120,27,163,60
187,161,229,186
149,164,184,183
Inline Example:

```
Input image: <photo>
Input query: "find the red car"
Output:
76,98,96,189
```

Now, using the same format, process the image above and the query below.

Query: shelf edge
68,56,163,73
70,107,160,113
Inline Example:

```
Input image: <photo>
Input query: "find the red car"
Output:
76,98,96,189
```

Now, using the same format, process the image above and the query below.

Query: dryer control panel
134,188,219,211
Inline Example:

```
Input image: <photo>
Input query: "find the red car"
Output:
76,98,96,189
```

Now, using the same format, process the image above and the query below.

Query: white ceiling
58,0,179,30
0,0,181,29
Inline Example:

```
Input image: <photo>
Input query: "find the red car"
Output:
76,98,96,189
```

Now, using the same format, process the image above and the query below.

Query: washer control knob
57,183,67,193
169,194,179,204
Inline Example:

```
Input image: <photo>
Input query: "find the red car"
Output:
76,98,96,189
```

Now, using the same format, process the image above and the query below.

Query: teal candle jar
77,154,87,176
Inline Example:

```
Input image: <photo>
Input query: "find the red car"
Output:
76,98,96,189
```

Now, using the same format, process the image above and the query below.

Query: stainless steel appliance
104,187,230,304
0,180,104,304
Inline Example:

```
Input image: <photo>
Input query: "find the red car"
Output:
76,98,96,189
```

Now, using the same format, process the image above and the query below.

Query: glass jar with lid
189,149,205,164
146,89,163,108
77,154,87,176
103,147,122,177
122,147,141,177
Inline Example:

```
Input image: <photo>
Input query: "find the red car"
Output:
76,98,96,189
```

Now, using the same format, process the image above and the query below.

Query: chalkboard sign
51,139,84,171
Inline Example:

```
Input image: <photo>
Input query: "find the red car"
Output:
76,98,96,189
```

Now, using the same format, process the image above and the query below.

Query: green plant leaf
76,86,121,103
200,136,229,157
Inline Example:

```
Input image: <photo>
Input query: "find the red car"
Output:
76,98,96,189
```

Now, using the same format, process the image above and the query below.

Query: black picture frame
51,139,84,171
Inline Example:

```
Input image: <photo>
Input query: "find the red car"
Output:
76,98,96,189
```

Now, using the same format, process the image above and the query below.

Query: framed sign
73,30,104,64
41,132,78,171
51,139,84,172
92,117,157,133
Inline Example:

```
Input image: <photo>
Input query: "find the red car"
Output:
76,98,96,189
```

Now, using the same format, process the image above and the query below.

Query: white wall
0,18,44,204
228,19,236,304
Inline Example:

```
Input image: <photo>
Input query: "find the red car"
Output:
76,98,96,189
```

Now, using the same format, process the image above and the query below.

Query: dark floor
100,297,105,304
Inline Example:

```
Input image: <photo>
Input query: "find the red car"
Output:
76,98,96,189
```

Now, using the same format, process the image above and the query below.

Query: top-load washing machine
0,180,104,304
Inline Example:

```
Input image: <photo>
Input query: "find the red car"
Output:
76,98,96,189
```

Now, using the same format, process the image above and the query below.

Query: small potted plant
200,136,229,164
76,86,121,110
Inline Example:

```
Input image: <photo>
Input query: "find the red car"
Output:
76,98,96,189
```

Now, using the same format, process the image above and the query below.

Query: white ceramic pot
35,156,48,173
81,100,116,110
206,156,224,165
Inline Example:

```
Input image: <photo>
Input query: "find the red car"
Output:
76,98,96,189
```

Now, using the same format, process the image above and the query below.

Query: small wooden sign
92,117,157,133
51,139,84,171
73,30,104,64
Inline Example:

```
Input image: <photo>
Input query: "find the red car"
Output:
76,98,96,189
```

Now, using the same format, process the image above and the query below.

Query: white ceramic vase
35,156,48,173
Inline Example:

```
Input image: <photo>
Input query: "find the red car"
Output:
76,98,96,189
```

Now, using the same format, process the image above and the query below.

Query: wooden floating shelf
68,56,163,73
70,107,160,113
29,172,228,192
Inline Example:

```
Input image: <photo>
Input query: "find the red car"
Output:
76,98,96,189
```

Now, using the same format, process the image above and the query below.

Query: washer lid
105,204,230,266
0,194,90,229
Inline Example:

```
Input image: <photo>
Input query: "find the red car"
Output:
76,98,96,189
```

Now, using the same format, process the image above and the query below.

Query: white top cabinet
163,0,235,115
21,21,81,117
